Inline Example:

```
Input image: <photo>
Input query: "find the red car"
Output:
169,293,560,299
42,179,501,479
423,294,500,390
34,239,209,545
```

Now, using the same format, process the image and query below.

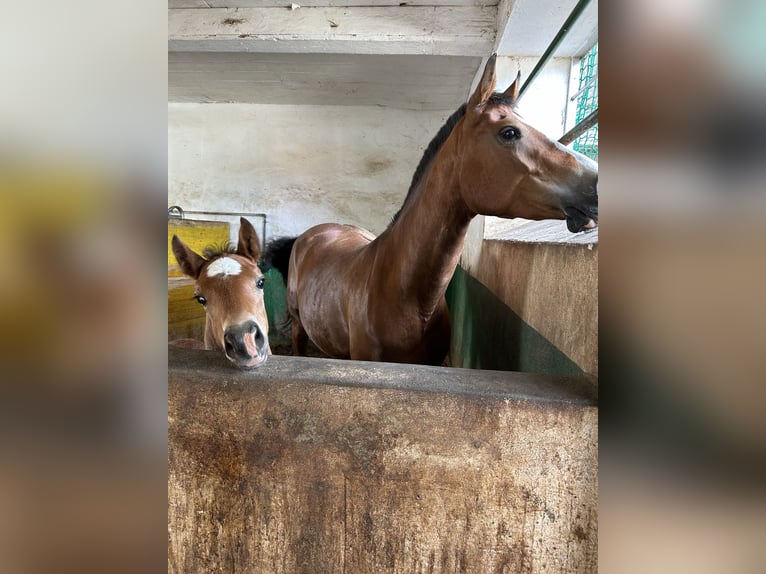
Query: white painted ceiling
169,0,597,109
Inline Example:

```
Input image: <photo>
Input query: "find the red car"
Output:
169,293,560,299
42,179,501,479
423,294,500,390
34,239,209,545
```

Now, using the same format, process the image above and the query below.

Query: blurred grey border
1,1,168,572
599,0,766,572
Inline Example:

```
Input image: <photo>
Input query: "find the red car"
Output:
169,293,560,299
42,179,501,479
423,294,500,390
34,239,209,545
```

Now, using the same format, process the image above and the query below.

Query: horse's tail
261,236,297,281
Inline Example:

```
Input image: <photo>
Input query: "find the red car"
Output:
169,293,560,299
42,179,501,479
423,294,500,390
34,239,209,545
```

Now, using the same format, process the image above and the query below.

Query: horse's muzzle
564,174,598,233
564,205,598,233
224,320,269,369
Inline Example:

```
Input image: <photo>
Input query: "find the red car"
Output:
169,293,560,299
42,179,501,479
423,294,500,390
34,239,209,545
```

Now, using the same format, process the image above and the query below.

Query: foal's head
456,54,598,232
172,217,270,369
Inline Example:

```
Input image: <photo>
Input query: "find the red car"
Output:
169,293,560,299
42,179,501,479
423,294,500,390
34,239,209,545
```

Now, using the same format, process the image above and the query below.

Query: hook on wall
168,205,185,220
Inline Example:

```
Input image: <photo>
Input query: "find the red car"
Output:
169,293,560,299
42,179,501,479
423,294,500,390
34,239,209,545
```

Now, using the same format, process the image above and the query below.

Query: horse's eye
194,295,207,307
499,126,521,141
256,278,265,290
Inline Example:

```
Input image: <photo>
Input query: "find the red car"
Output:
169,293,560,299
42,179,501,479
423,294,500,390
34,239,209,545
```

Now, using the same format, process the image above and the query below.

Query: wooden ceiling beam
169,5,497,57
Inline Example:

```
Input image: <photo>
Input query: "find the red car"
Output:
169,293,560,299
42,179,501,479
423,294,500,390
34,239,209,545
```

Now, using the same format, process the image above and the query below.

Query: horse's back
290,222,376,292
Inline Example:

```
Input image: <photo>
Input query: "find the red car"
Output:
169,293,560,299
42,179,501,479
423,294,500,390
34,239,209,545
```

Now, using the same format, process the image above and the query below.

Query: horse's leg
291,314,308,356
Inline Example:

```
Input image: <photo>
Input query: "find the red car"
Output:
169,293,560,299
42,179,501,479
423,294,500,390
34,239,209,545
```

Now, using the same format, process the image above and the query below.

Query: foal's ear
172,235,206,279
467,53,498,111
503,70,521,105
236,217,261,262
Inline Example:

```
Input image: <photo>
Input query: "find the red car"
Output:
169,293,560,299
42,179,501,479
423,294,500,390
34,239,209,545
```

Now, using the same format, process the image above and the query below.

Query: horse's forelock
487,92,515,108
202,242,237,261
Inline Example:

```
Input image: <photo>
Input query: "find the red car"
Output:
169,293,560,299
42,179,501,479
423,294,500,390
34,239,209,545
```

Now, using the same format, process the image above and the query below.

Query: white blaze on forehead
206,257,242,277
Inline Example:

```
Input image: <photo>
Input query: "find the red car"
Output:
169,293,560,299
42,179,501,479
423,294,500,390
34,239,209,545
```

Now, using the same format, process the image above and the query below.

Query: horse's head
456,54,598,233
171,217,270,369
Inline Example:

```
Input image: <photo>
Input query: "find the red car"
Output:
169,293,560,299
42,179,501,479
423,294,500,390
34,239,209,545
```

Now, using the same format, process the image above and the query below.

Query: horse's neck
377,149,473,318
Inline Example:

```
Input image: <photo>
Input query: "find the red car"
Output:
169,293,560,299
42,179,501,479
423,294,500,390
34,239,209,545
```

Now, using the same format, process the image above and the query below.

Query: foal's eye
499,126,521,141
194,295,207,307
256,277,265,290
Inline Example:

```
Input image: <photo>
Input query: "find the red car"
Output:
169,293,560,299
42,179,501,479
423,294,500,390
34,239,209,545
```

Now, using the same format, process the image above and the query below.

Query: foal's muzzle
223,320,269,369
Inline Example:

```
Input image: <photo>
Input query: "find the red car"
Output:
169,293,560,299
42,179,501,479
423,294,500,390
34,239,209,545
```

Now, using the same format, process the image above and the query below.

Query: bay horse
265,54,598,366
171,217,270,368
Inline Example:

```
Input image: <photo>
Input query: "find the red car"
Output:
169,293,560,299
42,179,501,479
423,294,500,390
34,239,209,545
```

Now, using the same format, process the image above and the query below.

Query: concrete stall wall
168,347,598,573
448,241,598,376
168,103,450,242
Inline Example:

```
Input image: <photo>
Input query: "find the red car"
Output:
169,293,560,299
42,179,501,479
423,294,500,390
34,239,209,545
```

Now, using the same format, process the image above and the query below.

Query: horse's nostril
255,327,265,347
243,320,267,350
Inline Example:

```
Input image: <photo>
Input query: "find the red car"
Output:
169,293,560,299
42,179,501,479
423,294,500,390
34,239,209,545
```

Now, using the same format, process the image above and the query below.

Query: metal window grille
573,43,598,160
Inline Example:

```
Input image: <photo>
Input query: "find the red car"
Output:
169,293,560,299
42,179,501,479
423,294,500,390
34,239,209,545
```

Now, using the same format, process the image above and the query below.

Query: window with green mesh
573,43,598,160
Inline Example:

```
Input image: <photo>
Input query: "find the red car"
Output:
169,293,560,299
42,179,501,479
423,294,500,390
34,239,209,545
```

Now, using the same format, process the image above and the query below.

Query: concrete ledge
170,347,597,404
169,347,598,572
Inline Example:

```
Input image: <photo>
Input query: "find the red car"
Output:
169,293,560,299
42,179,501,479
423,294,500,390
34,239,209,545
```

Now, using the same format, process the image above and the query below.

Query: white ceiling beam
169,1,497,7
169,6,497,56
168,52,481,109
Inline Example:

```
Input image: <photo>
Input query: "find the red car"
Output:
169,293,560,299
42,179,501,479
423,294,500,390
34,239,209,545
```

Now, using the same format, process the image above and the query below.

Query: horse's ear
467,53,498,110
172,235,206,279
503,70,521,105
236,217,261,262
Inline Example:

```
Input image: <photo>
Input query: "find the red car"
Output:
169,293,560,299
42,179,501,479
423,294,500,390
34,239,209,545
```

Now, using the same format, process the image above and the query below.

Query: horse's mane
388,103,467,228
202,242,237,260
387,93,515,229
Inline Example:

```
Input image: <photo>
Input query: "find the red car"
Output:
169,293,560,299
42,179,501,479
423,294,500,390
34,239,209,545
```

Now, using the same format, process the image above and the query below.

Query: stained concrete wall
168,347,598,573
168,103,450,242
479,240,598,375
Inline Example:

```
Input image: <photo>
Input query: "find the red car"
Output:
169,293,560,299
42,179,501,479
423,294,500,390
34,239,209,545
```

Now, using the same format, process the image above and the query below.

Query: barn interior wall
448,241,598,376
168,103,451,243
168,346,598,573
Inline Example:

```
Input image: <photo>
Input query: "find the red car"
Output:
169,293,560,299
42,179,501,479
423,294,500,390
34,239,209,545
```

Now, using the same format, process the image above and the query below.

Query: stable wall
448,240,598,376
168,103,450,242
168,347,598,573
452,214,598,377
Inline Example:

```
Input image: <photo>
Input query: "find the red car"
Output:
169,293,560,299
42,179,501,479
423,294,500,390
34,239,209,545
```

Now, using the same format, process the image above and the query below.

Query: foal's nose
223,320,269,368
